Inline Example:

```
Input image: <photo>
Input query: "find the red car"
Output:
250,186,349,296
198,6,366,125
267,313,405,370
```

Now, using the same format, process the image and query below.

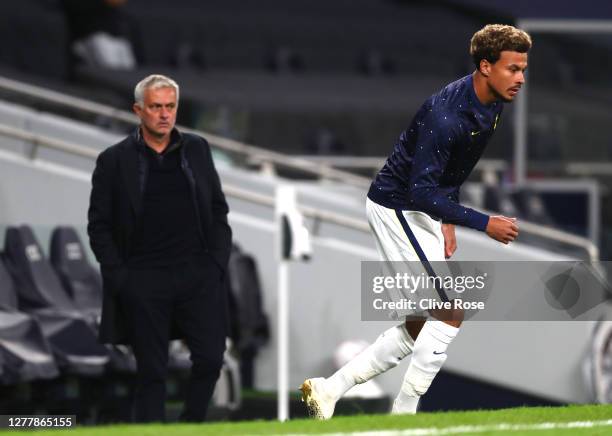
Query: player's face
485,51,528,103
133,87,178,138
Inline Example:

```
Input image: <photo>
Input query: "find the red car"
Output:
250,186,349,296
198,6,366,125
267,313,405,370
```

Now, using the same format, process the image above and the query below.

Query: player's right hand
485,216,519,244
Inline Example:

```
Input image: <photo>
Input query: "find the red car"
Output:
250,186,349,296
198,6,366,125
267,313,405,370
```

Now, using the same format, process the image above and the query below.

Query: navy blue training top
367,74,502,232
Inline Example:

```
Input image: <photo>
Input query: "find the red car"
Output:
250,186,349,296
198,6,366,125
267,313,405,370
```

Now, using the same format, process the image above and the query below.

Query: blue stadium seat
0,255,59,384
3,225,109,376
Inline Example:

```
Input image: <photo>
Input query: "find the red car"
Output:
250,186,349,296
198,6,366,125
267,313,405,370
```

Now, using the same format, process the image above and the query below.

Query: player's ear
479,59,491,77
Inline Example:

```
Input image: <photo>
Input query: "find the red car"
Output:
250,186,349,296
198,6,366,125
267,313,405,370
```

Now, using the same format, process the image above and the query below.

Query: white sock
393,318,459,414
325,324,414,401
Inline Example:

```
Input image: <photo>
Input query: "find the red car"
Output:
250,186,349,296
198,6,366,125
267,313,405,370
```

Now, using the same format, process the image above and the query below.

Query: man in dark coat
87,74,232,422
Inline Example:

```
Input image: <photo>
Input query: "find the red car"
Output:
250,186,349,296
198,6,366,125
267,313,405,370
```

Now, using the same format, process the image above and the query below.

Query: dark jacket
87,129,232,344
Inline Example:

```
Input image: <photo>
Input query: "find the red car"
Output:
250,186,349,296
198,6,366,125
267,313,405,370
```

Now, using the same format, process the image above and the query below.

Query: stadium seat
3,225,109,376
0,255,59,384
227,244,270,388
49,227,102,319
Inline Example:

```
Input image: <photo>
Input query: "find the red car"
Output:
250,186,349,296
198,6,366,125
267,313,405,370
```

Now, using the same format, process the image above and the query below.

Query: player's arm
441,223,456,258
485,216,519,244
443,179,518,244
406,111,490,231
442,187,459,257
407,112,518,244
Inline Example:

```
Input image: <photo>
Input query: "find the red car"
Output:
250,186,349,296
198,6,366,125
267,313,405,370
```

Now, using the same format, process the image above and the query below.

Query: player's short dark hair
470,24,532,70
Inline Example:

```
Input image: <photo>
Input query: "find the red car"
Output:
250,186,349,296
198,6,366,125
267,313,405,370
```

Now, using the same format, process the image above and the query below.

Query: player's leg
391,210,463,414
405,318,427,341
321,200,429,401
301,199,421,420
301,321,431,419
301,321,418,419
393,309,462,413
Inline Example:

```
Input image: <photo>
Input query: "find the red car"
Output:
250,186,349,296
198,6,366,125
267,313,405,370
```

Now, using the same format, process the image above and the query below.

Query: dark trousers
120,254,227,422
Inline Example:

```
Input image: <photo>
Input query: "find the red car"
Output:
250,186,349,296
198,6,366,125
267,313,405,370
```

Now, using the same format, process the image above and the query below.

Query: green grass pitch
3,404,612,435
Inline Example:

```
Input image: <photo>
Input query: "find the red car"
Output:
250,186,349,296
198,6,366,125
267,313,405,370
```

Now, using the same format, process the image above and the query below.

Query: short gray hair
134,74,180,107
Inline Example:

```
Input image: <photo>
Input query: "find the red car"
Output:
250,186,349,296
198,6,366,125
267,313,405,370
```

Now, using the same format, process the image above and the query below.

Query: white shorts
366,197,445,262
365,197,446,319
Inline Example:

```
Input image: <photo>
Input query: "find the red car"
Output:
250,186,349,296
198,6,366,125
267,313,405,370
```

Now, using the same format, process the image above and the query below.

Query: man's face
133,86,177,138
483,50,528,103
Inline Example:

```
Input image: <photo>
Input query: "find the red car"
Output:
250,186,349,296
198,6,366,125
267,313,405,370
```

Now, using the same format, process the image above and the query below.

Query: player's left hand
442,223,457,259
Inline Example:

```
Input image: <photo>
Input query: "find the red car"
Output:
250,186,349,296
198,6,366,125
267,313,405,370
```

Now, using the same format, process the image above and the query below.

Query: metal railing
0,75,369,189
0,124,99,160
0,123,599,261
292,155,509,176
